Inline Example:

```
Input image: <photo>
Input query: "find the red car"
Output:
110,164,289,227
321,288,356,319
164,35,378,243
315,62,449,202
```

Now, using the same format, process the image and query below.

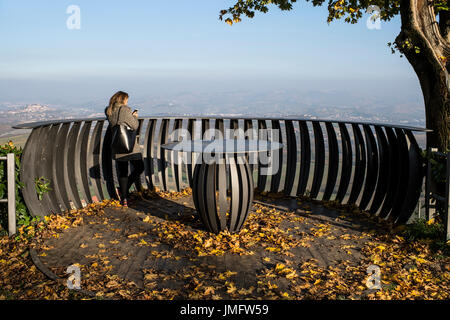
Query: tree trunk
396,0,450,151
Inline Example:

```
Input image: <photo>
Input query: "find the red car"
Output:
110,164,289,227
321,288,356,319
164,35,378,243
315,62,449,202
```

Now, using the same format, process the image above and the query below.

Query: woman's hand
132,110,138,117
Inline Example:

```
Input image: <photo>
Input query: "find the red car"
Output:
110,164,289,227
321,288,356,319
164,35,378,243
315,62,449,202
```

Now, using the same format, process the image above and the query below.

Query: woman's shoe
121,198,128,207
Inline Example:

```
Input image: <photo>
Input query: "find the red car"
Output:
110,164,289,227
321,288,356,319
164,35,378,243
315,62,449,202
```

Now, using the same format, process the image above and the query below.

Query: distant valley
0,89,426,146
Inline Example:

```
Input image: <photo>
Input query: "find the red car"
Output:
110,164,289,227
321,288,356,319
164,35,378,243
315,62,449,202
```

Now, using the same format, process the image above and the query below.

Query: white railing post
7,153,16,236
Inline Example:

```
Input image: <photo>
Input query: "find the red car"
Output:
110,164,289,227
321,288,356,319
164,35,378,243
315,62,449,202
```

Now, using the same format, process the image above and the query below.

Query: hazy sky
0,0,423,106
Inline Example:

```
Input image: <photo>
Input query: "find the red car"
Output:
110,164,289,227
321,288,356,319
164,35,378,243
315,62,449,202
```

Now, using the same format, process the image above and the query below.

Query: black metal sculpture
13,117,428,226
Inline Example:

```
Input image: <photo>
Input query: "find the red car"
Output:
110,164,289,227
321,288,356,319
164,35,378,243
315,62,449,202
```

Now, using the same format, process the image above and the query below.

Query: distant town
0,90,426,148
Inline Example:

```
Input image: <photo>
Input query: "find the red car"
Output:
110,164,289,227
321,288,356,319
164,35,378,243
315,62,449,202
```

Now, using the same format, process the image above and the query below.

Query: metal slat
297,121,311,196
335,123,352,202
389,128,410,222
41,124,63,214
323,123,339,201
270,120,283,193
197,164,213,231
205,163,219,233
378,127,400,218
132,119,145,192
79,121,93,204
396,130,424,224
156,119,169,191
65,121,83,208
89,121,105,201
359,125,379,210
369,126,389,214
235,159,248,231
173,119,184,191
186,119,196,188
244,119,256,185
101,124,115,199
20,127,46,217
310,122,325,199
73,121,89,207
229,156,240,231
284,120,297,195
236,159,253,231
167,119,177,191
347,124,366,205
143,119,156,190
257,120,269,192
56,123,74,210
217,158,228,230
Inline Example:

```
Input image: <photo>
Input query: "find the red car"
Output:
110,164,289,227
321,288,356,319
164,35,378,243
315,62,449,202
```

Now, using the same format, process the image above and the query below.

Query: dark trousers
116,159,144,199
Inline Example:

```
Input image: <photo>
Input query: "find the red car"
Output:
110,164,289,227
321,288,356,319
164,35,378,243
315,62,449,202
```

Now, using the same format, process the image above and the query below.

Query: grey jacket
105,103,142,161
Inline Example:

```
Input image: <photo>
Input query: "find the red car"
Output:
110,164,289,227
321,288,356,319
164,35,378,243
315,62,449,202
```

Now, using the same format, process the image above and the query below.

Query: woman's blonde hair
106,91,129,117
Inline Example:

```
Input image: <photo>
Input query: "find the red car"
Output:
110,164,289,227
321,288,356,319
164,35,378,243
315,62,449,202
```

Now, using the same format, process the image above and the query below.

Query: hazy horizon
0,0,425,121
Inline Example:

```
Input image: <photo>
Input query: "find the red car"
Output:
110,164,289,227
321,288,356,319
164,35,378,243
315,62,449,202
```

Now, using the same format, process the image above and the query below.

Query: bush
421,149,449,219
403,219,449,256
0,141,33,234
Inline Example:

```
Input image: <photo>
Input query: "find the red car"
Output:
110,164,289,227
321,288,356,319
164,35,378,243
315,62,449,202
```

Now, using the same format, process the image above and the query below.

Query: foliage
403,219,449,256
0,142,33,233
0,190,448,300
434,0,450,13
219,0,450,25
421,149,449,220
35,177,52,201
219,1,403,26
220,1,447,60
422,149,449,184
404,218,444,241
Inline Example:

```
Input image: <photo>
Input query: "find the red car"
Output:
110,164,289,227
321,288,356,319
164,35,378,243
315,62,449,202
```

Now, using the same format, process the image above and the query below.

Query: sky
0,0,424,109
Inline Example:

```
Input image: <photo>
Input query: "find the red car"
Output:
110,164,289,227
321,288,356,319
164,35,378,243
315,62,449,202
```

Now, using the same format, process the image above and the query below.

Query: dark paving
35,194,382,291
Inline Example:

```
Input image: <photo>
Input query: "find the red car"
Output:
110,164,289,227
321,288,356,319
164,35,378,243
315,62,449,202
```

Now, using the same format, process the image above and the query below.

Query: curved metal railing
13,116,428,224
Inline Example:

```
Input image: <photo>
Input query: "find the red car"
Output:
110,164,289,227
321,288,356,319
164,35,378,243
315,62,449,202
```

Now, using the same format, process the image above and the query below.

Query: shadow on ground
31,190,393,299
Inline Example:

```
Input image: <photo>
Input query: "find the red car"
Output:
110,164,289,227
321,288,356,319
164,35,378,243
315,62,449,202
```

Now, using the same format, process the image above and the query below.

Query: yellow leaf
275,263,285,272
144,273,157,281
286,270,298,279
204,286,215,295
226,282,236,294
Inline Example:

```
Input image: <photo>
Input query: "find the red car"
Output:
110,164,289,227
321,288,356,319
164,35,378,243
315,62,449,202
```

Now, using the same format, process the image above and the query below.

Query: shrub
0,141,33,234
421,149,450,221
403,219,449,256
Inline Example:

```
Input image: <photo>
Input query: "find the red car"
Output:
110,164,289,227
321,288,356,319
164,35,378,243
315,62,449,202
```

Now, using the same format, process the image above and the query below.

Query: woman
105,91,144,207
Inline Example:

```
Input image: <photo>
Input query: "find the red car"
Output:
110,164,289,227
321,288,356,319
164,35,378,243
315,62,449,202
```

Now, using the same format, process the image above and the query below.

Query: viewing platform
4,116,447,300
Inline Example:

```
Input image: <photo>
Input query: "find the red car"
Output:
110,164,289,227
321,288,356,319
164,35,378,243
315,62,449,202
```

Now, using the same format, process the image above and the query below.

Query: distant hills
0,89,426,138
